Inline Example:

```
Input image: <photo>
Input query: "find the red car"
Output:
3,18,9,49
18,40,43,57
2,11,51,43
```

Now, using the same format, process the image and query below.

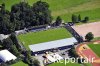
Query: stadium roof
29,37,77,52
0,50,17,62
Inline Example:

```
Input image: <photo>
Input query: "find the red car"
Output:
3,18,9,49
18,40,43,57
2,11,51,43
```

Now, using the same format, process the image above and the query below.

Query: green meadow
0,0,100,22
48,61,81,66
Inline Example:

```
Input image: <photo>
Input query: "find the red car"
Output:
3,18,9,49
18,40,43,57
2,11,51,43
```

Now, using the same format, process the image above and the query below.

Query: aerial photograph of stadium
0,0,100,66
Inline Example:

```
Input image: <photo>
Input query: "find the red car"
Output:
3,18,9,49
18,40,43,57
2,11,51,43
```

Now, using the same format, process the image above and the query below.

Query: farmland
0,0,100,22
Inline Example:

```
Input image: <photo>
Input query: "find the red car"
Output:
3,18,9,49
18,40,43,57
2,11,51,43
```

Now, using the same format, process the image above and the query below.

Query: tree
3,38,14,49
10,33,22,52
33,59,40,66
78,14,81,22
0,3,6,14
68,46,78,58
10,44,20,56
32,1,52,25
85,32,94,41
24,50,32,64
3,38,20,56
10,13,15,22
72,14,78,23
84,16,89,22
0,63,8,66
55,16,62,26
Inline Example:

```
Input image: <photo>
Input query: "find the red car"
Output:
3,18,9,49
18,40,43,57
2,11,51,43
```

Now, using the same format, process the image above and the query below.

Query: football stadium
18,27,78,54
0,0,100,66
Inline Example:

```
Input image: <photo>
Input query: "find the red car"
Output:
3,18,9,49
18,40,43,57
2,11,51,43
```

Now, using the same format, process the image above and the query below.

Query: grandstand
29,37,77,55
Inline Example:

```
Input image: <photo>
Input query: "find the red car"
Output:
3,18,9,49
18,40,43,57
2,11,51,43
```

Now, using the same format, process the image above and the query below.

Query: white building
15,29,27,35
0,34,9,41
0,50,17,62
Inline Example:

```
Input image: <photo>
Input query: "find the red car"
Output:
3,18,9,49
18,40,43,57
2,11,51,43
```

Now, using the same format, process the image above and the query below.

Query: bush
82,16,89,23
72,14,78,23
85,32,94,41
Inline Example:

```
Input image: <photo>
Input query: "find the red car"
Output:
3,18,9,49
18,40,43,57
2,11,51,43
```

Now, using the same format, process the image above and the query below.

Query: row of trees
0,1,52,34
72,14,89,23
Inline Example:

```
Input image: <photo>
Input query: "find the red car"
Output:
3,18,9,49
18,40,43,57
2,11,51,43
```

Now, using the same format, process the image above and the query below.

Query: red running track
82,49,100,66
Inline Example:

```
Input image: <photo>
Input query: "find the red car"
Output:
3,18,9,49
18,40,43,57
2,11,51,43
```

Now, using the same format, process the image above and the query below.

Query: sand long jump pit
72,22,100,40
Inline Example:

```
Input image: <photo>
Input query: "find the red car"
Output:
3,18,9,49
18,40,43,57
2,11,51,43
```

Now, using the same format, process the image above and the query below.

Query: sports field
76,41,100,66
18,28,72,49
12,61,28,66
88,42,100,57
0,0,100,22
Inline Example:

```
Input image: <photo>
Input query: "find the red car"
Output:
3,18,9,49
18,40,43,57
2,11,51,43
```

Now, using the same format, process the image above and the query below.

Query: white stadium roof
0,50,17,62
29,37,77,52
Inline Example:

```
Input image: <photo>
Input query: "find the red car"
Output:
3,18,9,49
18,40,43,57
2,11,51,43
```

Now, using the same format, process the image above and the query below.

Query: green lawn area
83,63,92,66
61,8,100,22
93,37,100,41
88,43,100,57
0,0,100,22
48,60,81,66
12,61,28,66
48,60,92,66
18,28,72,49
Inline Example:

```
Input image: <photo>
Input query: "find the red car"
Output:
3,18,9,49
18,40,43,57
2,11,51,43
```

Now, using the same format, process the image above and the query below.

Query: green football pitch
18,28,72,49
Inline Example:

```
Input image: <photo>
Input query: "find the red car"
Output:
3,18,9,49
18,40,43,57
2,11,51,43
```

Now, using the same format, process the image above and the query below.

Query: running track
76,41,100,66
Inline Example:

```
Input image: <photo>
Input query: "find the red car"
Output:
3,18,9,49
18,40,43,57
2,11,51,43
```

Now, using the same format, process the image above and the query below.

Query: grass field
0,0,100,22
47,60,92,66
12,61,28,66
93,37,100,41
48,60,81,66
18,28,72,49
83,63,92,66
88,43,100,57
61,8,100,22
